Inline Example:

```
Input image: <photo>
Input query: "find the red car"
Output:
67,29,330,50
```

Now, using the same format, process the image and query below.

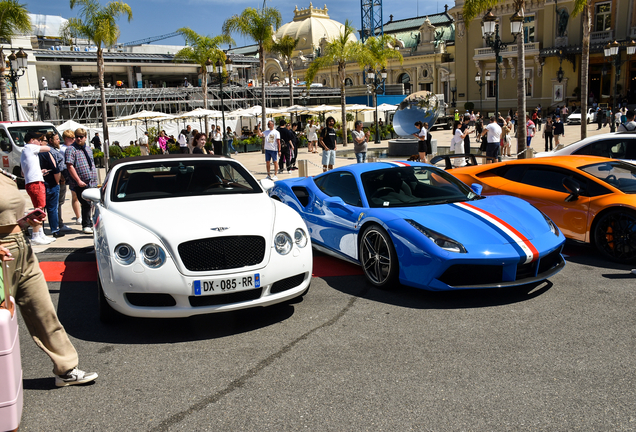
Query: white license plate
193,274,260,296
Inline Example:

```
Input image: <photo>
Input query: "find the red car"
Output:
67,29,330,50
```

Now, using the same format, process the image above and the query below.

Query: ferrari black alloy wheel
359,225,398,288
593,210,636,263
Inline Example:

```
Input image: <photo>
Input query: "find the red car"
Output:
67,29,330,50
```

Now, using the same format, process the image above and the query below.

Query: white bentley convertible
82,155,312,321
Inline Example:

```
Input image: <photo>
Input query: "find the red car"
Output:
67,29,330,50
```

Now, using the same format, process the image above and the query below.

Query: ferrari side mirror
471,183,483,195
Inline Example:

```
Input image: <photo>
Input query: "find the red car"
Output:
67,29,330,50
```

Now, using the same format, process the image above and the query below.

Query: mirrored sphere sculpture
392,91,443,137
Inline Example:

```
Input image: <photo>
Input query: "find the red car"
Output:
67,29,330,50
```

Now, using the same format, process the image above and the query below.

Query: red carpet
40,255,361,282
40,261,98,282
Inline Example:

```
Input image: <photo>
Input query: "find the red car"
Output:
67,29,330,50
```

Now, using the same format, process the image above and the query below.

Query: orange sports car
448,156,636,263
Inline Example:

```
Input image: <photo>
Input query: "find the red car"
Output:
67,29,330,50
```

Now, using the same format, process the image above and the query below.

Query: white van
0,121,62,186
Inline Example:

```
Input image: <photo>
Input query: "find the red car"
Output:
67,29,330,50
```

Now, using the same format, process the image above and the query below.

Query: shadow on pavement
323,274,553,310
56,277,299,345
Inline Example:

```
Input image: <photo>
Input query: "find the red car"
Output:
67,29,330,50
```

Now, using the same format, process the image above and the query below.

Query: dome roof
275,3,357,54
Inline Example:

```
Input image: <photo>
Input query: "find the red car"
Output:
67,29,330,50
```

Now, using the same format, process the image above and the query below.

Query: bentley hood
110,193,276,247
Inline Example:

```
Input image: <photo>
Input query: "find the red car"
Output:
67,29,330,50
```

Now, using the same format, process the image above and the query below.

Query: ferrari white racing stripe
454,202,539,264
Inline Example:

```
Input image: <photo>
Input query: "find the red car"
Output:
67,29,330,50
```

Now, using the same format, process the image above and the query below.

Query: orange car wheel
593,210,636,263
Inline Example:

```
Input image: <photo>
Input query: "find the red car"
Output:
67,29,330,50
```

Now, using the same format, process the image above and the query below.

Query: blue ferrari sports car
269,161,566,290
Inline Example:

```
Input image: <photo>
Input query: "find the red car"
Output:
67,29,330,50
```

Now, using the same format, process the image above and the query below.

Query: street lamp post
481,11,523,118
6,49,28,121
212,55,233,157
474,71,490,113
451,86,457,108
604,40,636,132
366,67,387,144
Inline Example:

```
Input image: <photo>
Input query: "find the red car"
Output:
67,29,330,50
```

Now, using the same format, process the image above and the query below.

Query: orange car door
506,167,591,241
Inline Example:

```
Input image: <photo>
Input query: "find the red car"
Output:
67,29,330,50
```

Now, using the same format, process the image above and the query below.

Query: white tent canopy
376,103,398,112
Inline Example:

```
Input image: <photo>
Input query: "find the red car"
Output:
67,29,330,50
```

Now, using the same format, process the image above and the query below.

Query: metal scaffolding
42,82,342,124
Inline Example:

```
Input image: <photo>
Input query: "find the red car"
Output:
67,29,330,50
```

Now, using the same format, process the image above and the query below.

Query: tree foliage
68,0,132,171
305,20,366,144
223,7,282,127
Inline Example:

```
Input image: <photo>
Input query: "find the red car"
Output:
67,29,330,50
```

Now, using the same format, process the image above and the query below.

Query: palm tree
463,0,528,157
223,7,282,129
305,20,366,146
572,1,591,139
0,0,31,121
68,0,132,171
269,35,299,110
363,35,404,135
174,28,234,137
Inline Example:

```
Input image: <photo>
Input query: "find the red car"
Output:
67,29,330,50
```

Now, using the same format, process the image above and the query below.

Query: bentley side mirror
562,177,580,202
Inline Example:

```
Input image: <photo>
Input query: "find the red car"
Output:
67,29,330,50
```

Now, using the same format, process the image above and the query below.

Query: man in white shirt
480,116,502,164
21,132,55,244
258,120,280,180
618,110,636,132
139,131,149,155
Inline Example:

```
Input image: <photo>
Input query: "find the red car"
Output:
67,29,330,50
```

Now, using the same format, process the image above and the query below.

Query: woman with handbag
413,121,428,163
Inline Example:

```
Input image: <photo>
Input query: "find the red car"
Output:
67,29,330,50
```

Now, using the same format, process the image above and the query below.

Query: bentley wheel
98,277,120,323
359,225,398,288
593,210,636,263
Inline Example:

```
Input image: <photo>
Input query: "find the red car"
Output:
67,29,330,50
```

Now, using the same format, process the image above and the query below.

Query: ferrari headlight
406,219,467,253
141,243,166,268
274,232,293,255
294,228,308,248
114,243,136,265
540,211,560,236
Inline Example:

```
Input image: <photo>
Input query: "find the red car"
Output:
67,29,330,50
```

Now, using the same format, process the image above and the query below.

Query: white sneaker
76,217,82,225
83,227,94,234
60,225,73,232
287,170,291,174
39,230,56,243
31,235,52,245
271,175,278,180
55,367,98,387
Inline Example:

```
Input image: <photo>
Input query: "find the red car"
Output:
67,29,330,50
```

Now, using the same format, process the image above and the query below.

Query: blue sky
25,0,445,47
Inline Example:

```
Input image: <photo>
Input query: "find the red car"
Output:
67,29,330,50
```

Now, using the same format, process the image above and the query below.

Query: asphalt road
17,244,636,431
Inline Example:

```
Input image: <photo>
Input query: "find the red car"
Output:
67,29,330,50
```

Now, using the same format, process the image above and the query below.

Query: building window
398,73,411,95
523,15,535,43
525,69,533,97
345,78,353,86
487,79,496,98
594,2,611,32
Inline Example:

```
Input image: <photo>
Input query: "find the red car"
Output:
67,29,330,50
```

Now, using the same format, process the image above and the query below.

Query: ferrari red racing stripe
384,161,410,167
455,202,540,263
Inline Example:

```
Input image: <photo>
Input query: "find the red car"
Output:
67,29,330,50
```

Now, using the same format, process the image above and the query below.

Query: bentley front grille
178,236,266,271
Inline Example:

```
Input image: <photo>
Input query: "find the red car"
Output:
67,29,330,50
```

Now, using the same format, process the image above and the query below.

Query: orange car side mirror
563,177,580,202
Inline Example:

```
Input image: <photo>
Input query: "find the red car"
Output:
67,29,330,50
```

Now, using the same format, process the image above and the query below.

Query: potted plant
122,145,141,158
108,145,122,164
168,143,180,154
246,135,262,152
93,150,104,167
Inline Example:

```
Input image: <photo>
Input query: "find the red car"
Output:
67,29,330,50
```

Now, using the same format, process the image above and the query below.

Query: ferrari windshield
111,159,262,202
580,161,636,193
361,166,479,208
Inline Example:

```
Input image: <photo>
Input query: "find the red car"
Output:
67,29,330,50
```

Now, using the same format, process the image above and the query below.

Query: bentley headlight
141,243,166,268
406,219,467,253
294,228,308,248
274,232,293,255
114,243,135,265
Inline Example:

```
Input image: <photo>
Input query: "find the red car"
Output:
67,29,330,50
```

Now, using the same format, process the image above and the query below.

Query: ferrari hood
110,193,275,245
388,196,549,247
